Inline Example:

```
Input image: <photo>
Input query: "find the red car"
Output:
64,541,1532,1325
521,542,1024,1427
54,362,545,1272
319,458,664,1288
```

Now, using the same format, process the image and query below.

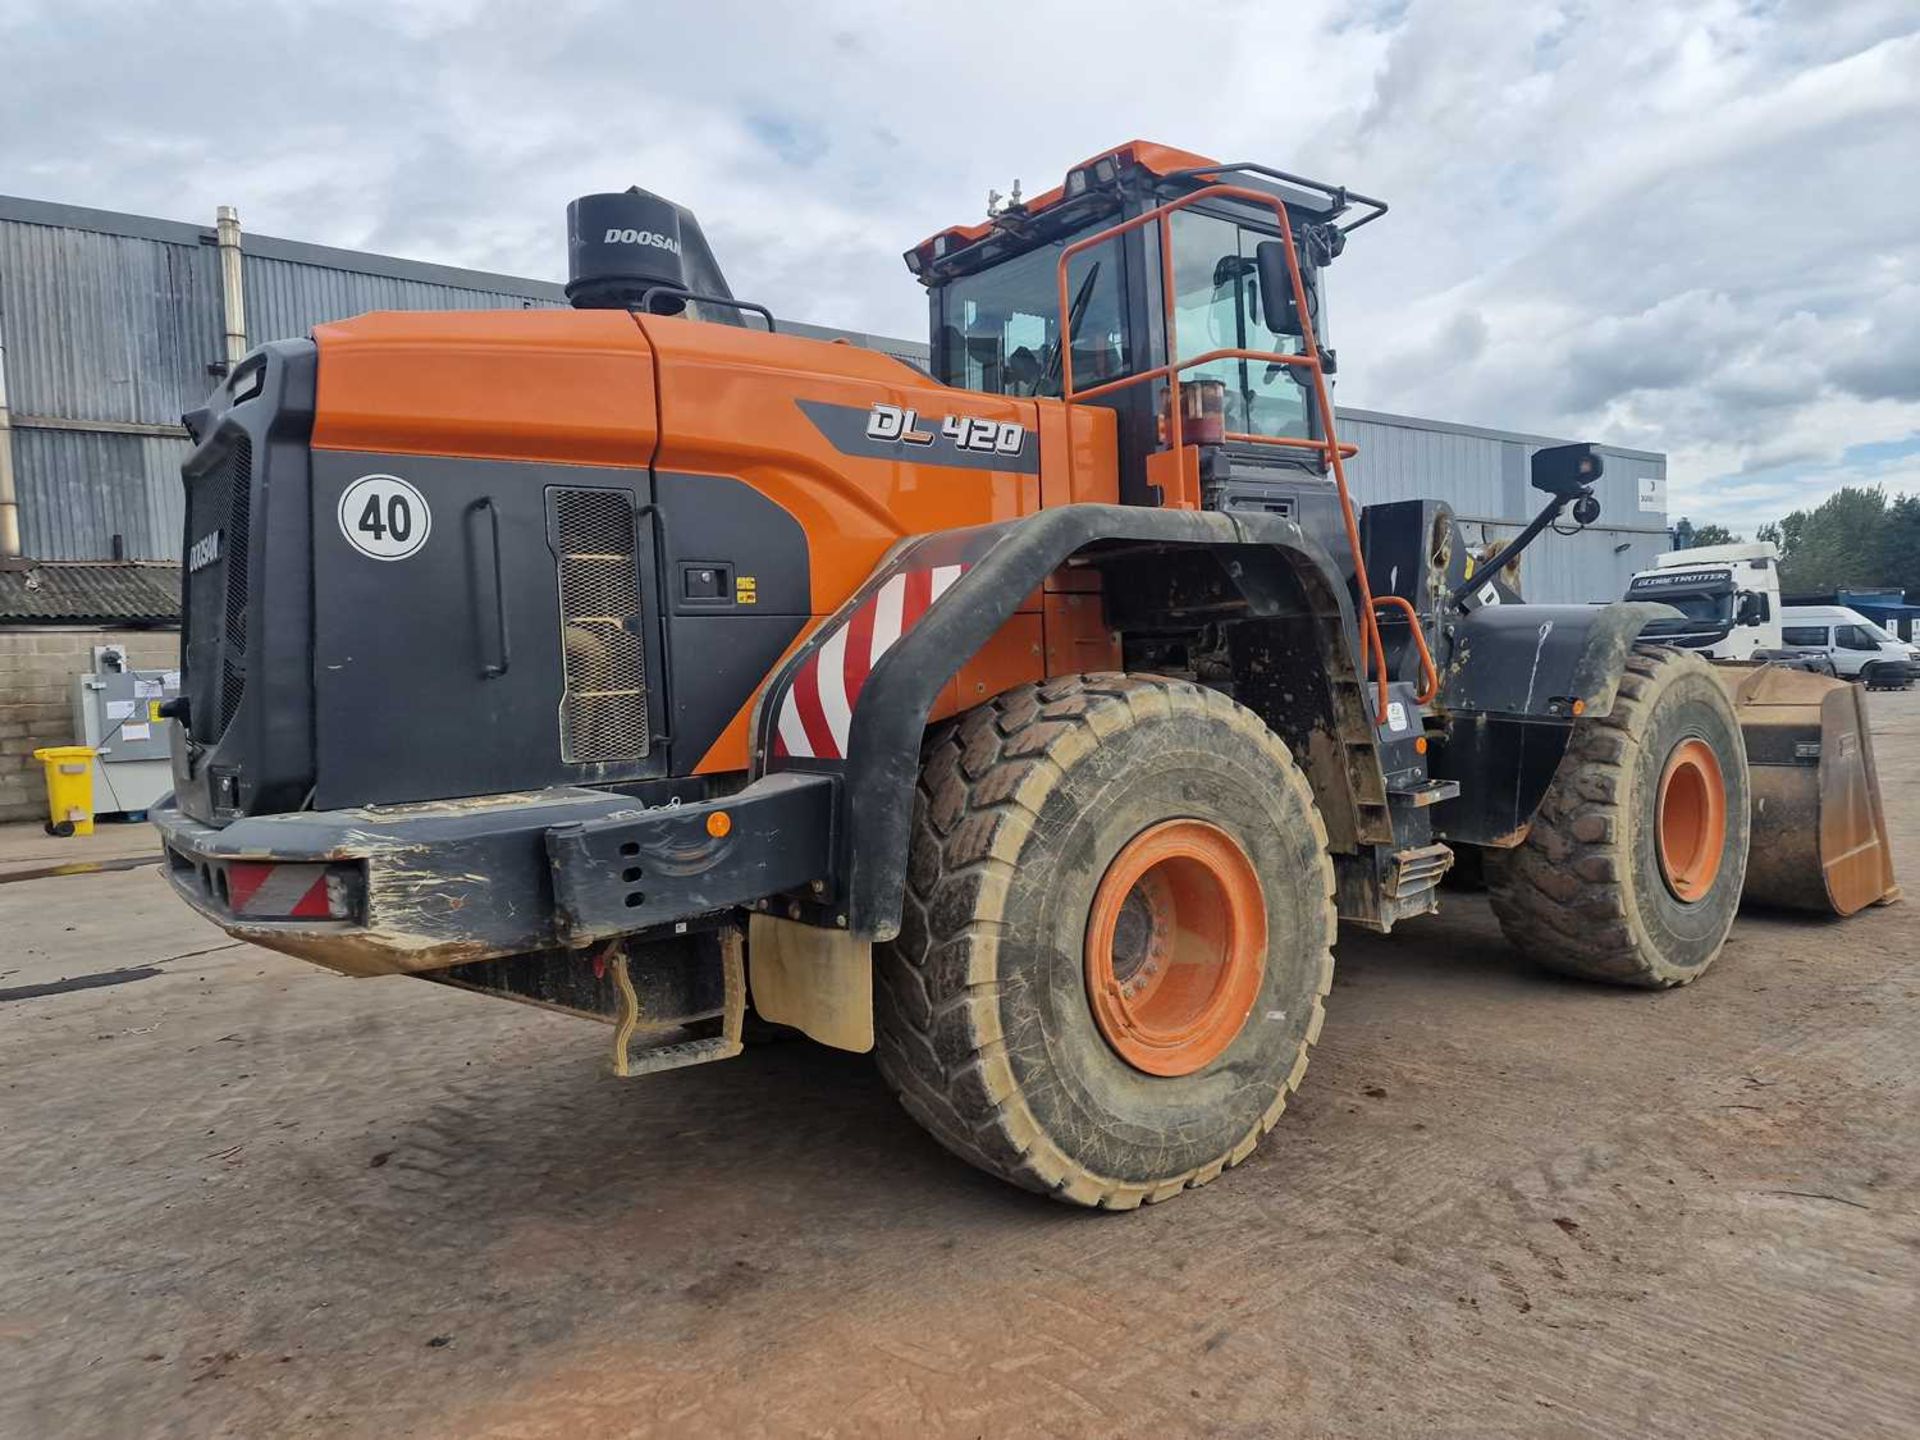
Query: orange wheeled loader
153,143,1895,1207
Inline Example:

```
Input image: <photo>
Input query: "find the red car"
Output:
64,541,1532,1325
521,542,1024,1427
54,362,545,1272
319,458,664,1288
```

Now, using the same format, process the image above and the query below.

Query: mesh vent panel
554,488,635,555
549,488,648,763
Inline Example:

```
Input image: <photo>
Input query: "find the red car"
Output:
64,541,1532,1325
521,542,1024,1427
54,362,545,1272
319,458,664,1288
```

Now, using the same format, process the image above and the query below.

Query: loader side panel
635,313,1120,775
1429,600,1679,846
636,313,1045,611
653,471,811,772
750,504,1380,941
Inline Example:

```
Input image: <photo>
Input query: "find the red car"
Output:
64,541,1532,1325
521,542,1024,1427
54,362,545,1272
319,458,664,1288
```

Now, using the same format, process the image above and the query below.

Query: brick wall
0,628,181,823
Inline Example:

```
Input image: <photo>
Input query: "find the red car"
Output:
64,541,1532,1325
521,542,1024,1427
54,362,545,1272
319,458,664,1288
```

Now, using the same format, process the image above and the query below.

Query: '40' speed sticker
338,474,431,561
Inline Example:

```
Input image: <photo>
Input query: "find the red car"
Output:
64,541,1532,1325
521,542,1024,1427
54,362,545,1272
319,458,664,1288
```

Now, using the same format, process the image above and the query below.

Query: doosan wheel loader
153,142,1897,1207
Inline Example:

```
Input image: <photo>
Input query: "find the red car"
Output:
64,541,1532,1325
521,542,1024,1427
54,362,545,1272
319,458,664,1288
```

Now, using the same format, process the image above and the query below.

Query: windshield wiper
1040,259,1102,397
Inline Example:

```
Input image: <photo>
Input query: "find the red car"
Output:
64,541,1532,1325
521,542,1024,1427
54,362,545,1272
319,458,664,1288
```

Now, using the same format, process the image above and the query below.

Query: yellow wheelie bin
32,745,97,836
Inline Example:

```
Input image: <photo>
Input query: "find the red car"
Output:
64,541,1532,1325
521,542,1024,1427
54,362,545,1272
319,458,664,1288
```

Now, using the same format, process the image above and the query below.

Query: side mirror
1255,241,1299,336
1737,592,1768,626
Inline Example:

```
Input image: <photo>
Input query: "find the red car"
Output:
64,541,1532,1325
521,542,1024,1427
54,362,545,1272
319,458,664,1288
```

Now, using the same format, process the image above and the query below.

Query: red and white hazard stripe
224,861,333,918
773,562,968,761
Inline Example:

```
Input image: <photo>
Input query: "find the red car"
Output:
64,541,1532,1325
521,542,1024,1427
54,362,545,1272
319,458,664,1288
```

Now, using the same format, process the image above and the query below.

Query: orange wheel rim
1656,737,1726,902
1084,819,1267,1077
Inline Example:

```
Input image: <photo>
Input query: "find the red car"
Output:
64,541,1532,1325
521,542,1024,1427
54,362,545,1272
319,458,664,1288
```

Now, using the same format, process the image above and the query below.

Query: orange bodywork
309,307,1120,776
312,309,660,467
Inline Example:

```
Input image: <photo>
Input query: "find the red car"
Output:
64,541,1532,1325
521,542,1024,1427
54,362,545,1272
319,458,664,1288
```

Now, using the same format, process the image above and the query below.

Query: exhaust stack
565,187,736,314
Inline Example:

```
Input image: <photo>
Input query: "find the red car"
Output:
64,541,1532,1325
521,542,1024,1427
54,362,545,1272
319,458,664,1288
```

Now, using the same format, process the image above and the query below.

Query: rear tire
875,675,1336,1209
1486,646,1750,988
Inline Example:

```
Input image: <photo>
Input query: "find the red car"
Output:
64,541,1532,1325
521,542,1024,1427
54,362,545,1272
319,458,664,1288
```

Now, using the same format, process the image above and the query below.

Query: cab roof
904,142,1381,285
910,140,1219,256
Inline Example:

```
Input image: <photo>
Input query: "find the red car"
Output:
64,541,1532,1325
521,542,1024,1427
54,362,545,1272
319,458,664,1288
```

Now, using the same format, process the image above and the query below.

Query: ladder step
1385,842,1454,900
1387,778,1461,809
619,1035,743,1078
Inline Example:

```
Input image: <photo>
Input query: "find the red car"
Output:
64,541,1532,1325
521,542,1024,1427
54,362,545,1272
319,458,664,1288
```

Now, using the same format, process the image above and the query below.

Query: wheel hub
1084,820,1268,1077
1656,736,1727,903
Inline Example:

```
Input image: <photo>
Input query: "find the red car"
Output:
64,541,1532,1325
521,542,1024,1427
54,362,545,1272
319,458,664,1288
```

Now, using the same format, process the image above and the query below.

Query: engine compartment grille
219,439,252,732
549,487,649,763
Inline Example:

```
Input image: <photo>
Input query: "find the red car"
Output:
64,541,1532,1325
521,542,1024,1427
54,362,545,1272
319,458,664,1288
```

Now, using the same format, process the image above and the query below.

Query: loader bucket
1716,664,1901,916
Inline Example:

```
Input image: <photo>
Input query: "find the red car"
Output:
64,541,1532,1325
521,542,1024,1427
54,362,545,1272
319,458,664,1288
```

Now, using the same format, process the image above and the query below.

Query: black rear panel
176,341,812,823
311,452,665,809
182,436,248,744
172,343,318,823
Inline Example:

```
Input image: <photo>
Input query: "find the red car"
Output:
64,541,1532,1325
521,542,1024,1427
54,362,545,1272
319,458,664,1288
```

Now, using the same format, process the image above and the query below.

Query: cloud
1,0,1916,533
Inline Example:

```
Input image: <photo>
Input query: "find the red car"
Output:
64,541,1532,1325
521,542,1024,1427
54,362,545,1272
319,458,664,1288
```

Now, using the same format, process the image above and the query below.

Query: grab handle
469,497,511,678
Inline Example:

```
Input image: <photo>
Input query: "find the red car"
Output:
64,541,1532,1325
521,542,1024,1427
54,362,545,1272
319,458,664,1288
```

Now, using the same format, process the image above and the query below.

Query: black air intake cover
565,187,735,312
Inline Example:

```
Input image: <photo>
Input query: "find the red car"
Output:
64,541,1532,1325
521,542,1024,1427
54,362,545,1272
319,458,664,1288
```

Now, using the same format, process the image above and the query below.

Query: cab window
1835,624,1881,652
1163,208,1310,440
1781,626,1829,648
936,230,1132,398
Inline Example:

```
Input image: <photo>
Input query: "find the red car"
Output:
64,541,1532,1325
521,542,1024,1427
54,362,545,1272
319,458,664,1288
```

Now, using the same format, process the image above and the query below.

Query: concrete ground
2,695,1916,1440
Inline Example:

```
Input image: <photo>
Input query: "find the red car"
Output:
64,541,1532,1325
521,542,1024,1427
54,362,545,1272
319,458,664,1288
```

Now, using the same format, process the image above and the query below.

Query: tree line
1668,487,1920,597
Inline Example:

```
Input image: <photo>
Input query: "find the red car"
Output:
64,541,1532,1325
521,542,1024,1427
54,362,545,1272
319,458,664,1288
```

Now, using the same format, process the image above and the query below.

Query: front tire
1486,646,1750,988
875,675,1336,1209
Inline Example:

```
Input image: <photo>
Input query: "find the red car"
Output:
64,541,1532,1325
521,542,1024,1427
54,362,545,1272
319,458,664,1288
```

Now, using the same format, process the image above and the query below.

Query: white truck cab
1625,541,1781,660
1779,606,1920,688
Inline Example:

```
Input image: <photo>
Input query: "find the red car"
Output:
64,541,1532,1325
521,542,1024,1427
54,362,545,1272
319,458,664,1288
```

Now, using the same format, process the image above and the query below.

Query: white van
1778,606,1919,689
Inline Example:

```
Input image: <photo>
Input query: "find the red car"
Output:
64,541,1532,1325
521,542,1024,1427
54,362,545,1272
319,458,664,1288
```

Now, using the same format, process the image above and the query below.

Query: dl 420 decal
866,404,1026,456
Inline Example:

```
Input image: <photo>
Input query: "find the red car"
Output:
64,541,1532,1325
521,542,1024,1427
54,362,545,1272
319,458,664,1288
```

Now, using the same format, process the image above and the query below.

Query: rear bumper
151,773,837,977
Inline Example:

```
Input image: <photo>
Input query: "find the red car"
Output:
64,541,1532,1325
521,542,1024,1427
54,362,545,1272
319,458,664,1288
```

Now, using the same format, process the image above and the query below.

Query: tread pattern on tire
874,673,1336,1210
1485,644,1740,989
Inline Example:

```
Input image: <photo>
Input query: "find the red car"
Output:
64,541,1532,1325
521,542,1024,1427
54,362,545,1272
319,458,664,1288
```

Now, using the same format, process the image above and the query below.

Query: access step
610,927,747,1078
1385,842,1455,901
1387,778,1461,809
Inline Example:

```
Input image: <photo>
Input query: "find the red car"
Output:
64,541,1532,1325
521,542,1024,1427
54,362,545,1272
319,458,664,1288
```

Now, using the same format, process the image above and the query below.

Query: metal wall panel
243,253,564,343
1450,512,1669,607
1339,413,1510,517
0,217,224,424
1338,407,1667,605
14,427,189,560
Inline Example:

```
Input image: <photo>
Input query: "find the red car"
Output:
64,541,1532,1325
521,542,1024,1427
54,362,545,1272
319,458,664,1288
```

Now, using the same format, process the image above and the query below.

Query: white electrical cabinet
71,646,181,819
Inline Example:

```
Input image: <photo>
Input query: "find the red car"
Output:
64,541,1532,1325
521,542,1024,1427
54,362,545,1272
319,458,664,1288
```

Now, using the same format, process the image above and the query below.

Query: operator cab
904,142,1385,513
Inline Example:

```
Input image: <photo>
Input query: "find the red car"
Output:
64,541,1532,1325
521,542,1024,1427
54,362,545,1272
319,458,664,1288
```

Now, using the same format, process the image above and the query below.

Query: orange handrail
1371,594,1439,704
1055,183,1395,726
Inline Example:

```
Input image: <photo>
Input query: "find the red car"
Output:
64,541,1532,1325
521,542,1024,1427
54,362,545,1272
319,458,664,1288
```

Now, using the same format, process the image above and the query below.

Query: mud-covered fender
1437,600,1679,720
1429,599,1680,846
751,502,1362,941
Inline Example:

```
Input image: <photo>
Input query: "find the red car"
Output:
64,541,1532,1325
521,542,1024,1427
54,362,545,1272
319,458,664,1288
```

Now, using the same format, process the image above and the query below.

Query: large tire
875,674,1336,1210
1486,645,1750,988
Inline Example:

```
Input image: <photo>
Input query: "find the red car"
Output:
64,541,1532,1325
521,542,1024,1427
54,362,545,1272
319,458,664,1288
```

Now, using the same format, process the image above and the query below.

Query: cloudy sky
3,0,1916,533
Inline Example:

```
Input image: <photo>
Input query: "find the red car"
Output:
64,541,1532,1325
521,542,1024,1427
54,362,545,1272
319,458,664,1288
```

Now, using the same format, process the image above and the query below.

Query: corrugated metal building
0,195,920,569
1337,408,1669,604
0,194,1665,603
